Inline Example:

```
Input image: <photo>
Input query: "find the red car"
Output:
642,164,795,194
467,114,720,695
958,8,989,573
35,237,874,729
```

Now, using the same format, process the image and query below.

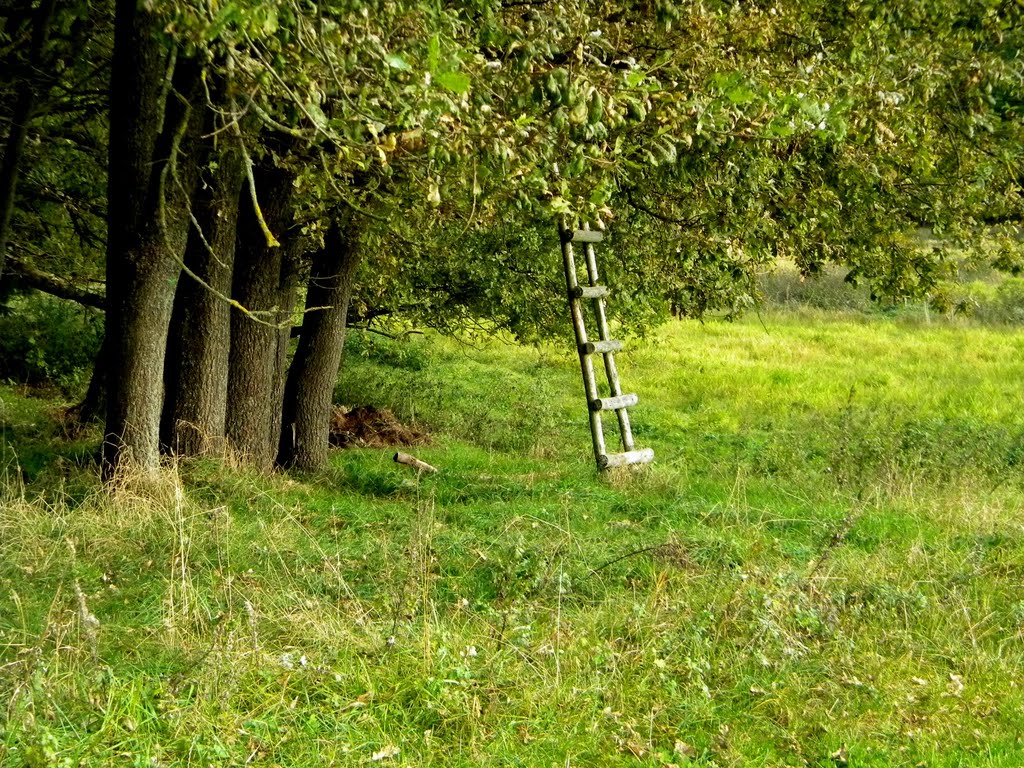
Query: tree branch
4,251,105,309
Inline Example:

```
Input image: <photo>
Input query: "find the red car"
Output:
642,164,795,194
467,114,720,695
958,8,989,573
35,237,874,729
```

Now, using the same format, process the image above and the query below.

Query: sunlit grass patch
3,311,1024,766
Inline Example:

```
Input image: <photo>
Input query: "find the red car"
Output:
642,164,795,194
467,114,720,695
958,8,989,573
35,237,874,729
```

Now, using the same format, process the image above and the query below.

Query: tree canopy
0,0,1021,474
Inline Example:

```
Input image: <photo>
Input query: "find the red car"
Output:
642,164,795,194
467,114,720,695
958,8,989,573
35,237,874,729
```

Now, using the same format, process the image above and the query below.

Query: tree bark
277,214,363,471
225,161,296,470
71,331,109,424
0,0,57,282
102,0,202,476
270,236,305,457
161,136,245,456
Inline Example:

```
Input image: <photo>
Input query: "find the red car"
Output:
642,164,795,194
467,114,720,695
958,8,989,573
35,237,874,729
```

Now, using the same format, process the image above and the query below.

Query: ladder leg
580,226,636,452
559,219,607,465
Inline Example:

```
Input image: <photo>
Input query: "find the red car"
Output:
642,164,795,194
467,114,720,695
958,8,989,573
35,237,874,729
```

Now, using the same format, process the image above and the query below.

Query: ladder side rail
581,227,637,452
559,220,607,463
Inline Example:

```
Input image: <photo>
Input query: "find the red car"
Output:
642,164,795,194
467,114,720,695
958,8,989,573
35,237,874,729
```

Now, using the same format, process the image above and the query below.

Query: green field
2,310,1024,767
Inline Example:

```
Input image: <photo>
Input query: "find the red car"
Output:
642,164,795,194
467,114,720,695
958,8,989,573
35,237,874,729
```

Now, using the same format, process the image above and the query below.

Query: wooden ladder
559,220,655,470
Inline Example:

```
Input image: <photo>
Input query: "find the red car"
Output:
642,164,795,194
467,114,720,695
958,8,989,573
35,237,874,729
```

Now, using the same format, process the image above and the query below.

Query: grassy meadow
2,307,1024,767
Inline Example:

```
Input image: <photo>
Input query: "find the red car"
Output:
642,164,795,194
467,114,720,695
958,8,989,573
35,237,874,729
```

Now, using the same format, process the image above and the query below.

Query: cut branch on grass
394,452,438,474
590,544,667,574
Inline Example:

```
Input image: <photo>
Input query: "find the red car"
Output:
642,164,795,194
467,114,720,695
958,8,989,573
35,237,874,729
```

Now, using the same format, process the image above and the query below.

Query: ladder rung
571,285,610,299
581,339,623,355
599,449,655,469
590,393,639,411
572,229,604,243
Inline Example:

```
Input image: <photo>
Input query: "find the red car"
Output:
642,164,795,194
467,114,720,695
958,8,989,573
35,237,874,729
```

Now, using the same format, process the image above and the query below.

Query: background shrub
0,295,102,395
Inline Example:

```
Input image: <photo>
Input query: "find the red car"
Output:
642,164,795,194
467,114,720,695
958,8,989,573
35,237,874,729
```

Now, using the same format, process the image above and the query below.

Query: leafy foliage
0,294,102,393
4,0,1024,336
0,0,110,285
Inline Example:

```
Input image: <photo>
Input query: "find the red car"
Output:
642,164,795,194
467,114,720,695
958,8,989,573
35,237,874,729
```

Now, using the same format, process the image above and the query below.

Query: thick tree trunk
225,162,296,470
277,215,363,471
0,0,57,282
161,138,245,456
102,0,201,476
270,238,305,456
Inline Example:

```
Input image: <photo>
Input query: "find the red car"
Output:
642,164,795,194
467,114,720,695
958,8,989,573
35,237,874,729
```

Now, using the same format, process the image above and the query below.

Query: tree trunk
102,0,202,476
270,237,305,456
72,331,109,424
225,161,296,470
0,0,57,282
161,137,245,456
277,214,363,471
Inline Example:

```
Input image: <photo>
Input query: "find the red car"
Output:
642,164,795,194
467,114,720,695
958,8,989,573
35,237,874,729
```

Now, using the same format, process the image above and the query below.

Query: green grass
2,310,1024,766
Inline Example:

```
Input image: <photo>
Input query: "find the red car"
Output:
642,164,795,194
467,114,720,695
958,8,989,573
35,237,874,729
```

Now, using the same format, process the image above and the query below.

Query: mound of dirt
329,405,429,448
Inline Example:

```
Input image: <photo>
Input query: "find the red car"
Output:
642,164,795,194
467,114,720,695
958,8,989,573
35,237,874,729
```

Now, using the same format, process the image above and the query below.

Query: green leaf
726,84,756,105
386,54,411,71
436,71,471,94
626,99,647,122
625,70,646,89
206,2,239,41
550,196,572,215
588,91,605,126
428,34,441,73
261,6,279,35
569,99,588,125
305,103,329,130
